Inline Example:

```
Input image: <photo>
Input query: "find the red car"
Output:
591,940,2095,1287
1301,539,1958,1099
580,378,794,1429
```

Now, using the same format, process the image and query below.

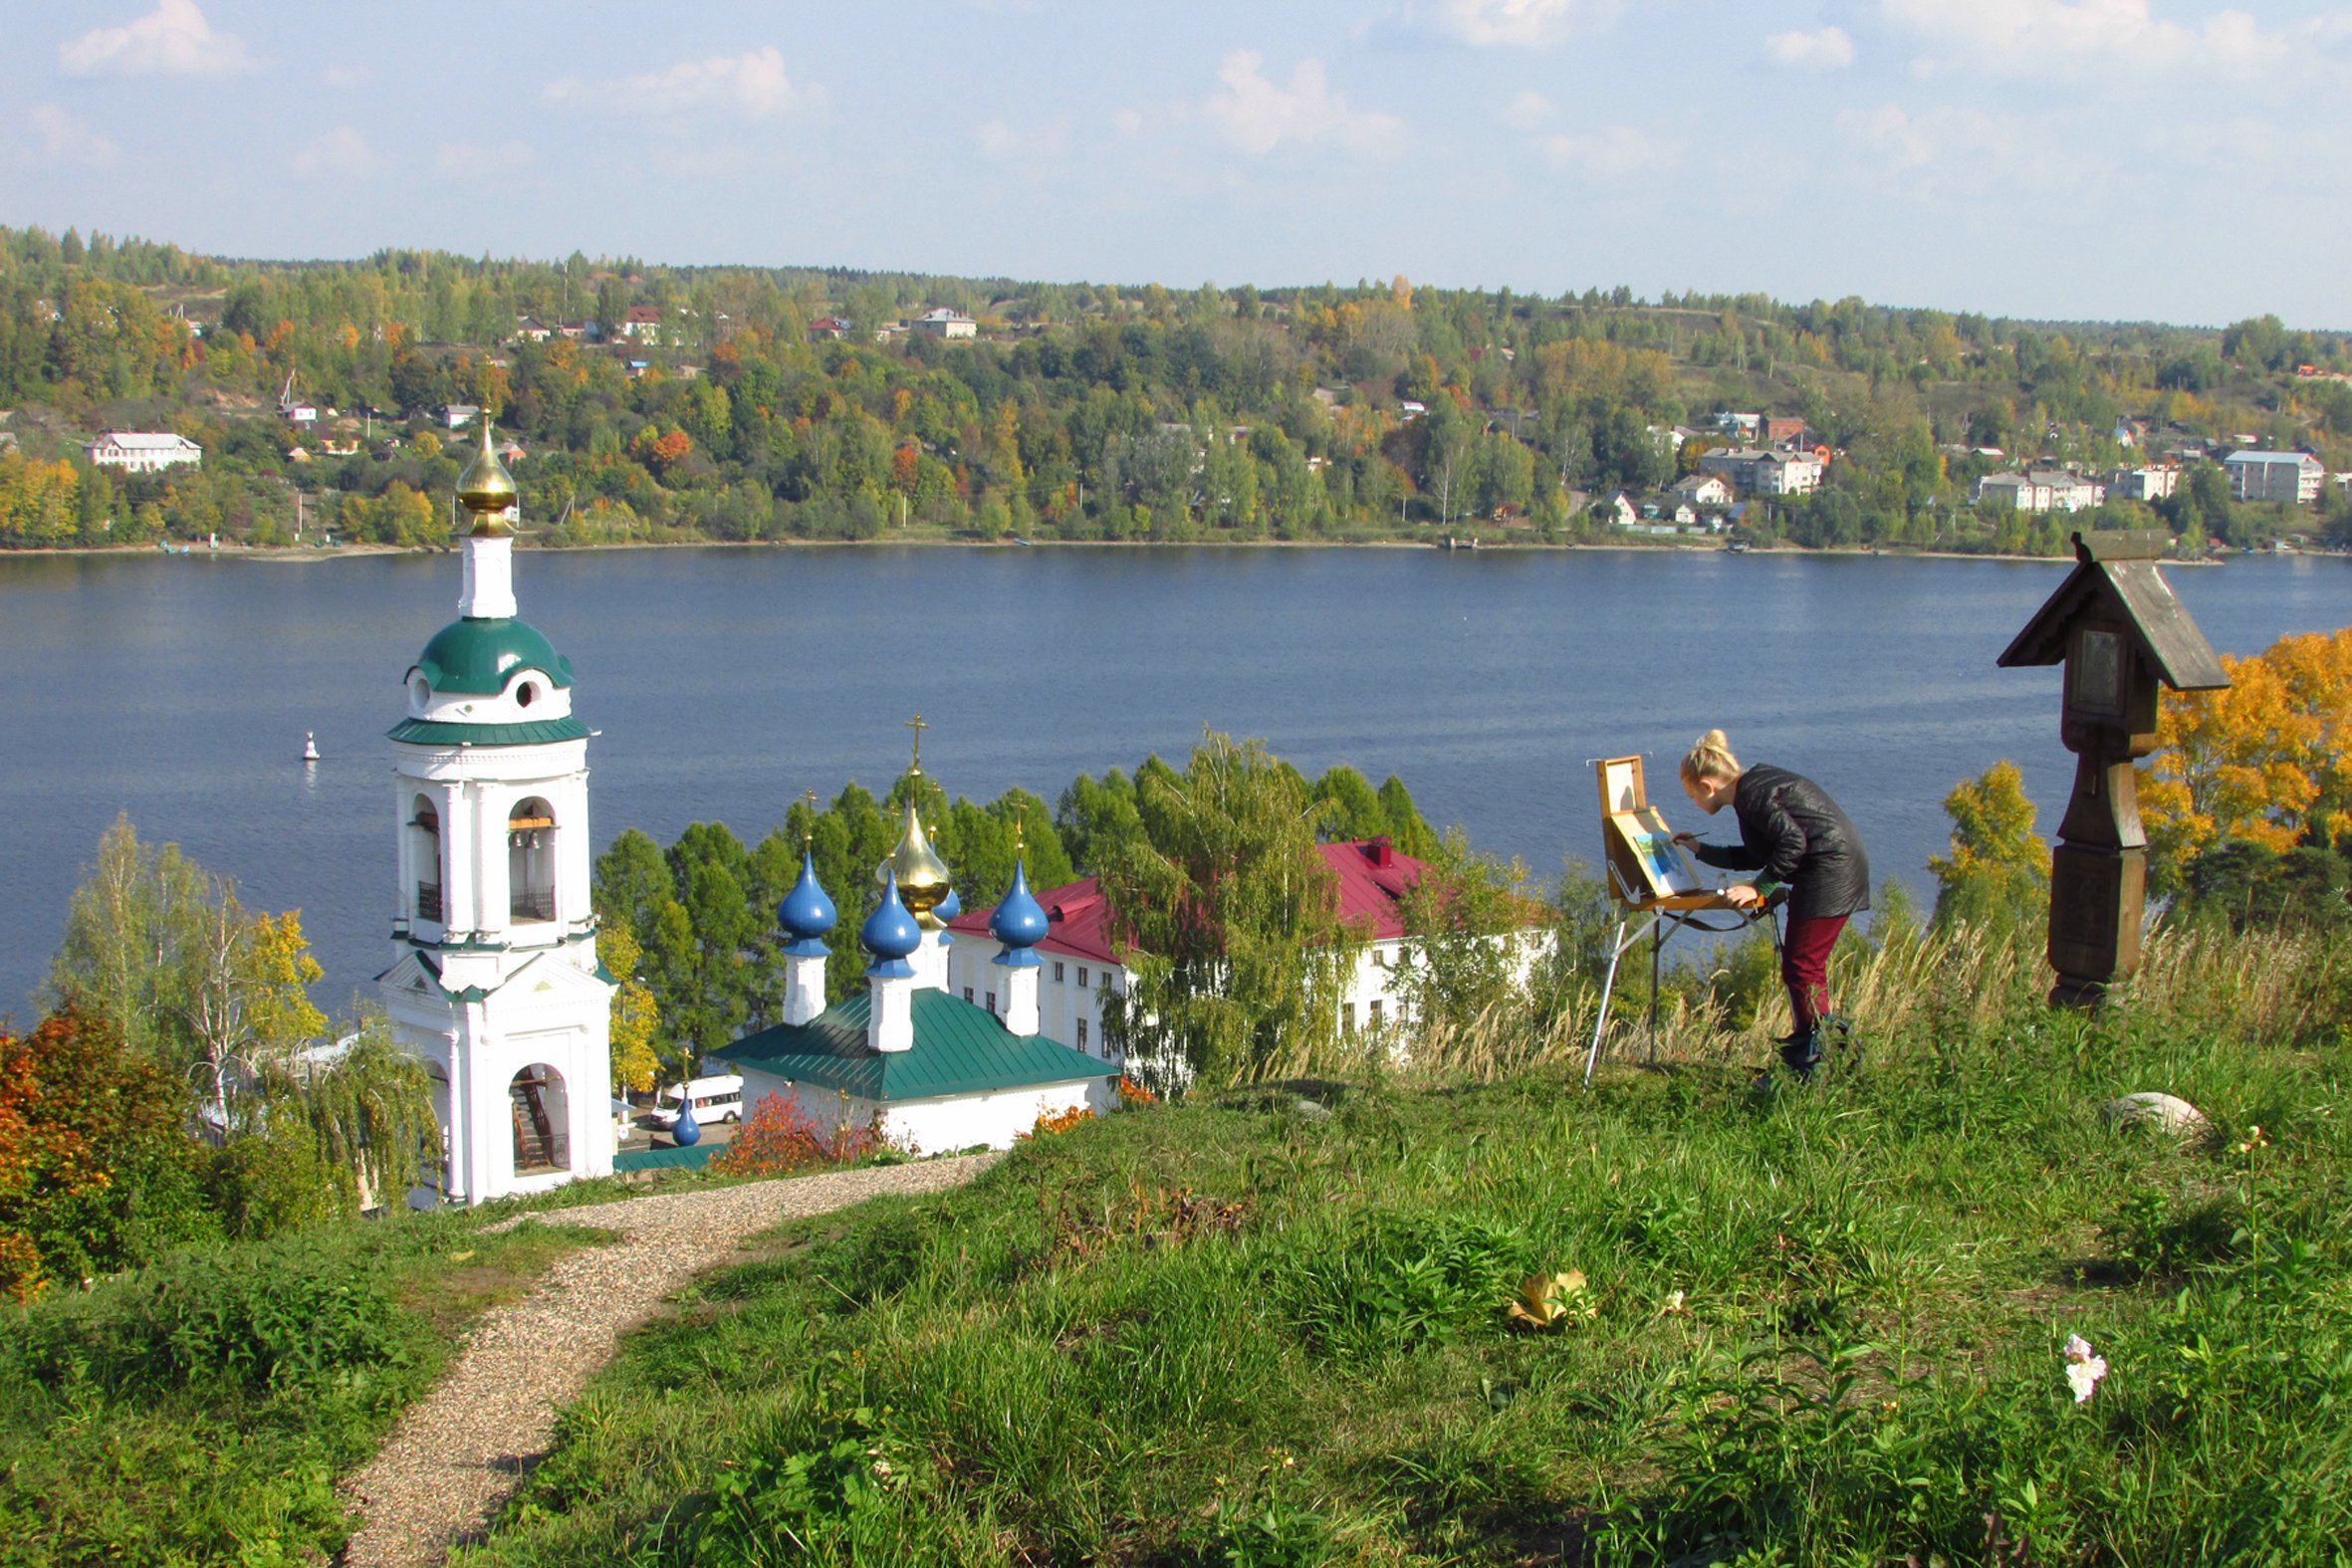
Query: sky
4,0,2351,329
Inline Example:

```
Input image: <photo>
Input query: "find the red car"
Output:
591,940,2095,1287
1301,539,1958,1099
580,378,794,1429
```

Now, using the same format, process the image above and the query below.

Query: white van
647,1074,745,1129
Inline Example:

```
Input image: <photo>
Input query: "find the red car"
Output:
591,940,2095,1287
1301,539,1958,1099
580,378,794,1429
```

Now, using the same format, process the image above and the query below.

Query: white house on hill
88,431,202,473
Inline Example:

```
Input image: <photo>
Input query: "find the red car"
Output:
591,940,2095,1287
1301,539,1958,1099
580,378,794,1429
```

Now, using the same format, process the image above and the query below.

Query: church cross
906,713,928,773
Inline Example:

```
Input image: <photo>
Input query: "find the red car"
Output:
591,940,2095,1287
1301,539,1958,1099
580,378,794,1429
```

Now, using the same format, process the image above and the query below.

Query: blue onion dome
778,853,836,954
671,1095,702,1146
935,887,962,924
990,860,1050,950
860,875,923,963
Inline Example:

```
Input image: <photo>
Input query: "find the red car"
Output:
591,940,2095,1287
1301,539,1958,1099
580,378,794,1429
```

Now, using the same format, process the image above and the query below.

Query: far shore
0,535,2282,567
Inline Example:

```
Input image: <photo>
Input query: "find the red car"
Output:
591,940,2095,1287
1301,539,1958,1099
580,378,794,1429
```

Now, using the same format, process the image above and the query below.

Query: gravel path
338,1155,999,1568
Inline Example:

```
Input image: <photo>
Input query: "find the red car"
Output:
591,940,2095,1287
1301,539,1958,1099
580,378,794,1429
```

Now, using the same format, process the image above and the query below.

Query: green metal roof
615,1143,716,1173
412,616,575,695
386,716,590,747
719,989,1111,1102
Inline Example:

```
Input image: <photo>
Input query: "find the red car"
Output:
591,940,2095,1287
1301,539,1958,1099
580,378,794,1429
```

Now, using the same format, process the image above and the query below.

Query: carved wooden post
1998,531,2229,1007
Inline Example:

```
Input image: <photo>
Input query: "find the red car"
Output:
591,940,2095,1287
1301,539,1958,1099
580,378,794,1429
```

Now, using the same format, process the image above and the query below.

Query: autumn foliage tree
0,1006,209,1301
2140,627,2352,883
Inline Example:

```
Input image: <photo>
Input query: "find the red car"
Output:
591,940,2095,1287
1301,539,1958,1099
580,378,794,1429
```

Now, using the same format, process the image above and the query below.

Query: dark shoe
1777,1039,1821,1082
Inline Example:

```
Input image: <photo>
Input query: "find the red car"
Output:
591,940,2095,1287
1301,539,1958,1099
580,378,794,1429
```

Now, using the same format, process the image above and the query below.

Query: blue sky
6,0,2351,328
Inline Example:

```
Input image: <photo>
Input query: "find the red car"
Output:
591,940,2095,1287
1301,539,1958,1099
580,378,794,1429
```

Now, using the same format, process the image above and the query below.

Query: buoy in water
303,731,321,763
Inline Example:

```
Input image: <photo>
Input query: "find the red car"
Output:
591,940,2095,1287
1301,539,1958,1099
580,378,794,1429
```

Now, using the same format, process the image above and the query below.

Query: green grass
441,960,2352,1567
0,1212,608,1568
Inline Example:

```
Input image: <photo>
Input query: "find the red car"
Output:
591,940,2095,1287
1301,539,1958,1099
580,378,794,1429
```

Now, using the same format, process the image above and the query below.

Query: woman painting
1671,730,1870,1078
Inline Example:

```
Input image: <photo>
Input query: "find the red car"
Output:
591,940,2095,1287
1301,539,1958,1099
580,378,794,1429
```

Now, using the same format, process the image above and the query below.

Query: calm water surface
2,545,2344,1019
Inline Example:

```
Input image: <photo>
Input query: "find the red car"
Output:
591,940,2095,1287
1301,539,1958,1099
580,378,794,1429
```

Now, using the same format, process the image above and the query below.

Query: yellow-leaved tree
2140,627,2352,877
1927,761,2049,934
600,913,662,1094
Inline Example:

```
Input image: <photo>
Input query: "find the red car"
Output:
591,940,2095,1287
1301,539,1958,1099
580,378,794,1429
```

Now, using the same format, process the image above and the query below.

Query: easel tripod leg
1584,918,1630,1086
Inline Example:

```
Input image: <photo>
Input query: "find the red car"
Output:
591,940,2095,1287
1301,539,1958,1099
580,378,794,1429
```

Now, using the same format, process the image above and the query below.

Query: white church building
712,789,1116,1155
378,426,615,1204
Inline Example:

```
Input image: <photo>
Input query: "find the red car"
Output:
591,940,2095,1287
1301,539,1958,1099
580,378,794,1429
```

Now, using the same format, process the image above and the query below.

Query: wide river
2,545,2343,1021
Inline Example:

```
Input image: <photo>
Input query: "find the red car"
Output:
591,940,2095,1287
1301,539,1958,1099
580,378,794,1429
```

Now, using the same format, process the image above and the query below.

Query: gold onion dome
881,800,952,929
456,421,518,536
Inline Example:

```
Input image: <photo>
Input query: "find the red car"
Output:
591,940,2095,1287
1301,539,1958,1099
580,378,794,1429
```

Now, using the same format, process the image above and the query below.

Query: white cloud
23,106,119,167
60,0,254,78
292,126,379,178
1204,51,1406,156
976,117,1072,162
1879,0,2303,78
1409,0,1621,47
436,140,535,177
1836,103,2033,181
322,64,367,90
1766,25,1856,69
1500,90,1554,129
1111,108,1146,138
1539,124,1673,177
541,46,819,122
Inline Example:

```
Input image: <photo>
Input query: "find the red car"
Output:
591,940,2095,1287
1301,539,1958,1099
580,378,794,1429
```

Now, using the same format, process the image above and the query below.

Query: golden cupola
879,715,952,929
456,421,518,536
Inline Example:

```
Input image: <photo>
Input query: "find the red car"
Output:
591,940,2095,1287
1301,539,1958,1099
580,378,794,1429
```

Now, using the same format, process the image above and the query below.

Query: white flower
2063,1333,2108,1404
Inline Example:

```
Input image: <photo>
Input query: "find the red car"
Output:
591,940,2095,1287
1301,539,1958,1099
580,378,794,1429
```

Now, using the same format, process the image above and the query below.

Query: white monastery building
87,431,203,473
714,790,1114,1154
378,425,615,1204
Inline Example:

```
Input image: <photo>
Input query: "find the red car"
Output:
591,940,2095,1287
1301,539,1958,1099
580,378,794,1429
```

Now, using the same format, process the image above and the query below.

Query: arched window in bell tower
509,797,558,924
410,796,443,924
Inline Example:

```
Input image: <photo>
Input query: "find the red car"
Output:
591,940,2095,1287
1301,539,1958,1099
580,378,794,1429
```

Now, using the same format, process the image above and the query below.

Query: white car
644,1074,745,1129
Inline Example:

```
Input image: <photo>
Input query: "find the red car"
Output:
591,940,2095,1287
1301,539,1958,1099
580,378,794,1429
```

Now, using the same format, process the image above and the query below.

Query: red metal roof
946,840,1431,963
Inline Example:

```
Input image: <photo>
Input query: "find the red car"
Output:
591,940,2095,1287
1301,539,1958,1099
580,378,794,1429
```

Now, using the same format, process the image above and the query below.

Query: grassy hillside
0,1208,610,1567
446,925,2350,1566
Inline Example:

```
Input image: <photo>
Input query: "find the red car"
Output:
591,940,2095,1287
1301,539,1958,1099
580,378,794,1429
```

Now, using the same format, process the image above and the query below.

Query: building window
1077,967,1088,989
1053,961,1065,983
986,991,997,1015
1371,949,1386,969
963,987,974,1004
1076,1017,1087,1048
1369,999,1384,1027
1341,1003,1356,1034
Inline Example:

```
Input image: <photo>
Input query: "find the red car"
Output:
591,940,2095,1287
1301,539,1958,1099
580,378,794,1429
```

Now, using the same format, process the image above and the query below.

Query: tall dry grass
1346,912,2345,1085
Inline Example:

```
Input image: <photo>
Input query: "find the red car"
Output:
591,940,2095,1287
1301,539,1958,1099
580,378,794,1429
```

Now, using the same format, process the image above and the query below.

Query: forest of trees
4,224,2351,555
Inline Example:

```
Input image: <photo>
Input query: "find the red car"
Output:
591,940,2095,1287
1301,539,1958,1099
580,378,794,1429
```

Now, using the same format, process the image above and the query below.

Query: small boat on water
303,732,321,763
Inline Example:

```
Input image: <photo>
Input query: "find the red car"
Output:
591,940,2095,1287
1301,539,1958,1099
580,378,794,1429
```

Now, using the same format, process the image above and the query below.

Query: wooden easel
1583,756,1764,1085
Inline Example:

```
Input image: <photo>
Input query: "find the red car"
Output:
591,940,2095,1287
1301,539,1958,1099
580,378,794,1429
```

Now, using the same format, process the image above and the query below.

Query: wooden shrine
1997,530,2230,1006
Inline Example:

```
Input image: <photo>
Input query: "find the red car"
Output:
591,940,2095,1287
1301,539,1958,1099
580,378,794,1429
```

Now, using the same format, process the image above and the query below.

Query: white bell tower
378,424,615,1205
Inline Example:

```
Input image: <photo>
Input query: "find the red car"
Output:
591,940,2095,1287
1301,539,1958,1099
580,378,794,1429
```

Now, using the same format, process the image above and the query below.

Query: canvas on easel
1594,755,1731,911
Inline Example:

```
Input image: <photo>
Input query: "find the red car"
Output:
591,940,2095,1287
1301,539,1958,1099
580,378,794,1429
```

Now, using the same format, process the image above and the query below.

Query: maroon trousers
1781,914,1848,1033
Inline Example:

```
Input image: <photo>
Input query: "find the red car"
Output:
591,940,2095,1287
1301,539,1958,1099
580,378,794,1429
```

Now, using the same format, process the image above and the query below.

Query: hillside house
87,431,202,473
2105,466,2178,502
617,306,663,344
913,308,977,340
2223,450,2323,504
1972,469,2104,514
1670,473,1734,509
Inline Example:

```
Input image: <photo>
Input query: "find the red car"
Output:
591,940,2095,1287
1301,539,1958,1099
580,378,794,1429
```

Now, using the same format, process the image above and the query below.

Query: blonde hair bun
1682,729,1741,784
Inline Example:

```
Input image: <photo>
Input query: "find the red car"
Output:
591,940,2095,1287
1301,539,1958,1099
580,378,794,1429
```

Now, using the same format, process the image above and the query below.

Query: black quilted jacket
1689,764,1871,921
